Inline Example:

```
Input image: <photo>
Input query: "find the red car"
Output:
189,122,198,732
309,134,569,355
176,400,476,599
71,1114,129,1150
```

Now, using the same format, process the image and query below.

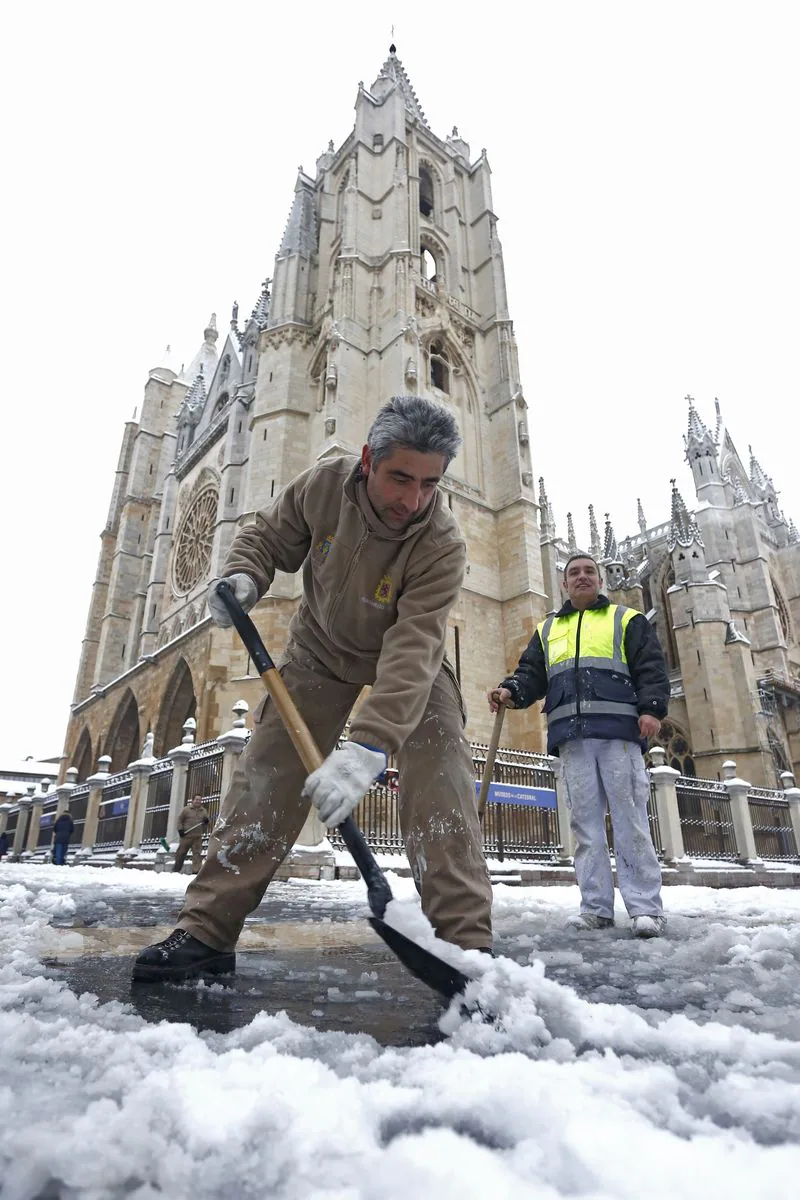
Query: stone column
216,700,250,815
0,803,12,842
12,798,33,857
722,759,762,865
25,784,45,854
125,758,156,849
549,757,574,861
780,771,800,857
648,747,689,865
82,755,112,849
166,719,196,842
56,768,79,816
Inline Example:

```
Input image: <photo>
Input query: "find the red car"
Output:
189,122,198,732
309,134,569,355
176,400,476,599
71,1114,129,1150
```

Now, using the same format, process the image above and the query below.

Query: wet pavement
40,883,450,1046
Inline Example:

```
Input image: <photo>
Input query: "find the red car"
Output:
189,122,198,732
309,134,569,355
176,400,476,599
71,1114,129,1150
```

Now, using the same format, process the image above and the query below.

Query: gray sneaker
631,915,667,939
566,913,615,931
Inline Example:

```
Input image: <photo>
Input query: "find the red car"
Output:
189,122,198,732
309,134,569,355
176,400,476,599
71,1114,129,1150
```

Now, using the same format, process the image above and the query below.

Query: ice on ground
1,863,800,1199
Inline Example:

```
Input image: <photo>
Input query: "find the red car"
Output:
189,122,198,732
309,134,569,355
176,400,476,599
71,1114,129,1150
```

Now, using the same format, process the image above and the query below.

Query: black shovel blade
368,917,474,1001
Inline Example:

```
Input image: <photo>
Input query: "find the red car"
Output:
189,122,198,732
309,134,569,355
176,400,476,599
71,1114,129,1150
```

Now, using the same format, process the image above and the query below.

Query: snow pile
1,867,800,1199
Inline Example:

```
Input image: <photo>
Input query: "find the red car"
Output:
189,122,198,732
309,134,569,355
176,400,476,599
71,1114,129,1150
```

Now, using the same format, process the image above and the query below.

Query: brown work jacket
224,455,466,757
177,805,210,840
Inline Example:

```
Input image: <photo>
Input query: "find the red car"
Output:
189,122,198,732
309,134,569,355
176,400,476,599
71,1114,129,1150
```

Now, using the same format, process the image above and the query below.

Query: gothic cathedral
61,50,799,789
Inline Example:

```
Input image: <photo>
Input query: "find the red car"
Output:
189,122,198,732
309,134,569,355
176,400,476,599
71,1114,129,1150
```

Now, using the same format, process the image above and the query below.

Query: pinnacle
667,479,704,550
588,505,601,558
686,394,709,442
373,46,428,125
748,444,772,492
566,512,577,553
603,513,620,563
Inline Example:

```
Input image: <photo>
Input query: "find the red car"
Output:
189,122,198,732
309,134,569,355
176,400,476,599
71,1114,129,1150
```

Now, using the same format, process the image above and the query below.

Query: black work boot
132,929,235,983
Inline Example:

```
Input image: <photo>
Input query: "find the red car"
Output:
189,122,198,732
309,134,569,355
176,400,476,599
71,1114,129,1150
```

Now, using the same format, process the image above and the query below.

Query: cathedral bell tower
239,45,547,744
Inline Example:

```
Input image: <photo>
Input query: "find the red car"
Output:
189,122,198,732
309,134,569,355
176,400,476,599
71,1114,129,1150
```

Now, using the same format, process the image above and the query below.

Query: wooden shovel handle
478,704,506,821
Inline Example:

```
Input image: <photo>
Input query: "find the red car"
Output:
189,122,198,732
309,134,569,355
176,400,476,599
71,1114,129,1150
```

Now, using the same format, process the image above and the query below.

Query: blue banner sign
476,781,557,809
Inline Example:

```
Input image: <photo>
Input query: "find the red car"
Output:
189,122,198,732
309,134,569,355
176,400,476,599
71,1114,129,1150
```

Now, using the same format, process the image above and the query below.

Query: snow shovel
215,581,473,1002
477,703,506,823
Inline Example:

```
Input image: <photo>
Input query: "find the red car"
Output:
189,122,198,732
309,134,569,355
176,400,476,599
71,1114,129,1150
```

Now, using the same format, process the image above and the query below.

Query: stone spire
588,504,601,558
667,479,704,550
249,278,271,330
714,396,724,442
538,477,555,538
603,514,620,563
683,393,717,462
181,314,219,384
566,512,577,553
637,497,647,537
748,445,773,494
370,44,428,126
788,519,799,545
280,173,317,256
178,369,207,430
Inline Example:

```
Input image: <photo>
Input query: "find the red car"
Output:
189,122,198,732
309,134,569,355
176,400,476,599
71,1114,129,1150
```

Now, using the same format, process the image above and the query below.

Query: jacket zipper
574,610,584,720
326,528,370,634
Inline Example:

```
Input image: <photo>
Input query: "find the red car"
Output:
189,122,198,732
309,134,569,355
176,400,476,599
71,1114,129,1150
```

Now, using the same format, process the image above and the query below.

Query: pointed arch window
419,167,434,219
421,246,438,283
429,340,450,394
771,575,791,641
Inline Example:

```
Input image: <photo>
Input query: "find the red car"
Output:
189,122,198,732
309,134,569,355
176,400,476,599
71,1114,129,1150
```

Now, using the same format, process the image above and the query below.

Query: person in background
172,795,210,874
52,810,75,866
488,553,670,938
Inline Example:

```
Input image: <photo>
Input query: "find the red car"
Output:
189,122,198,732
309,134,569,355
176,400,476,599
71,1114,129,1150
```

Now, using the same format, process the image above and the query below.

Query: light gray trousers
559,738,663,919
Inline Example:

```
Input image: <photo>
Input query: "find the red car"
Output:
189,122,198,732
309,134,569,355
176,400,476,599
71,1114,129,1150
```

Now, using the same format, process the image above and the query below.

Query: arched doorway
155,658,197,755
104,690,141,774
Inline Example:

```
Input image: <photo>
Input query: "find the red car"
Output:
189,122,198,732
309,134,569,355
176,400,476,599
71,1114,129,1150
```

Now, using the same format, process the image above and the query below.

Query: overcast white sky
1,1,798,763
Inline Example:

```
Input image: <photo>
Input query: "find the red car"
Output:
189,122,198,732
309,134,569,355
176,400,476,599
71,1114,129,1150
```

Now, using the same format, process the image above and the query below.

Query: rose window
171,488,218,595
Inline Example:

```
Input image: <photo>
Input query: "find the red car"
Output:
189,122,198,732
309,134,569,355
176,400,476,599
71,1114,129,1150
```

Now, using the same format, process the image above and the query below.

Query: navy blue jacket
53,813,75,844
501,596,669,754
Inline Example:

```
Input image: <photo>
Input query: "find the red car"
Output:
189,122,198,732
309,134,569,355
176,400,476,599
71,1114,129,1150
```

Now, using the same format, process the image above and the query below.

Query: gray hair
367,395,461,468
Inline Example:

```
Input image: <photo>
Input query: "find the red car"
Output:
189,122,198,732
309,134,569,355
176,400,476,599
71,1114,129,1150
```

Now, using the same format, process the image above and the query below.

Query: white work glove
302,741,387,828
207,574,258,627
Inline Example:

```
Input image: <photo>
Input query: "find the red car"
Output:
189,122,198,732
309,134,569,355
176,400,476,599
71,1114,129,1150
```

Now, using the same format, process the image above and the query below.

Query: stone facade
60,48,548,781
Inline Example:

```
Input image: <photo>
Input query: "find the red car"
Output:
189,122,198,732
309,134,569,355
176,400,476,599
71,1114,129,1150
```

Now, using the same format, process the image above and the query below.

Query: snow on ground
2,863,800,1199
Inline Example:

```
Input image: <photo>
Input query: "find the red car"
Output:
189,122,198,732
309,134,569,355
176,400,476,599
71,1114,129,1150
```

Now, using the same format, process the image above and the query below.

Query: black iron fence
675,777,738,859
186,747,223,838
70,786,89,845
36,800,59,849
95,774,132,851
748,791,797,860
141,766,173,847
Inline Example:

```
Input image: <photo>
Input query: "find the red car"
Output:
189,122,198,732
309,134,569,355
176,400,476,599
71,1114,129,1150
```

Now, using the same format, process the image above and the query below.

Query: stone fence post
547,755,574,861
166,719,196,843
216,701,250,821
26,781,50,853
780,771,800,856
0,803,12,845
125,757,156,849
722,759,762,865
82,755,112,849
648,747,690,865
56,768,79,816
12,797,32,857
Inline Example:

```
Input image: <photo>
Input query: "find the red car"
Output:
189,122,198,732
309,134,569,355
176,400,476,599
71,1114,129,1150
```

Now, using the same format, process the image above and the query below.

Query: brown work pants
178,647,492,952
173,835,203,874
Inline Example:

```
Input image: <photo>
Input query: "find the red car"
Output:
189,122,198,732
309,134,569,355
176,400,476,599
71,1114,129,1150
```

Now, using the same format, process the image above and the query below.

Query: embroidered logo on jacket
315,534,335,558
374,575,394,605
